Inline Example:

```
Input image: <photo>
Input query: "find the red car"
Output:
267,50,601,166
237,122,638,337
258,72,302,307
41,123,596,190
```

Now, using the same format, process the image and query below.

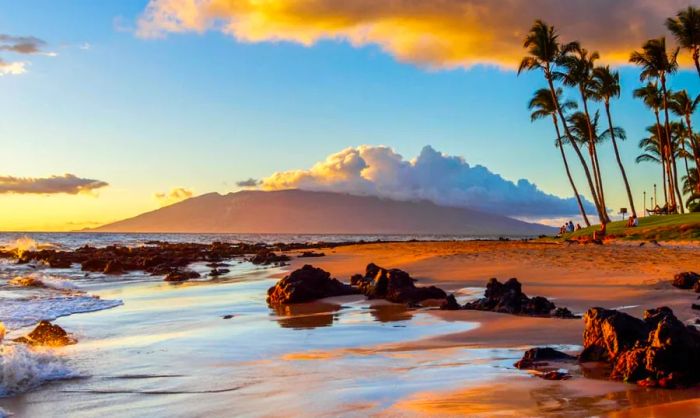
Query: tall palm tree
529,88,591,226
666,6,700,78
633,83,670,206
669,89,700,192
556,44,610,221
637,126,670,209
518,20,607,224
670,120,692,179
630,38,681,212
591,66,636,217
683,170,700,211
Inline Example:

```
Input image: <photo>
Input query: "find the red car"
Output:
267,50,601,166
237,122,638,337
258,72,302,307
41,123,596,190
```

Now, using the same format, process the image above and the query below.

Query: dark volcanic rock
582,306,700,388
14,321,75,347
210,268,230,277
298,251,325,258
579,307,648,362
462,278,573,317
267,265,359,305
250,250,290,265
672,272,700,290
103,260,125,275
164,270,201,282
440,294,461,310
351,263,447,304
514,347,576,369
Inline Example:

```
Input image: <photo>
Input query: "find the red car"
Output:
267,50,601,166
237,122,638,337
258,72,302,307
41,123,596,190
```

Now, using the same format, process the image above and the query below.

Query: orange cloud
138,0,691,69
154,187,193,206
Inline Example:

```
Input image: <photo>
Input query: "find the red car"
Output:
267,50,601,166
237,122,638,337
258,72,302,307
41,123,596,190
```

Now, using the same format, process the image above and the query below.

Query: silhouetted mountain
93,190,554,235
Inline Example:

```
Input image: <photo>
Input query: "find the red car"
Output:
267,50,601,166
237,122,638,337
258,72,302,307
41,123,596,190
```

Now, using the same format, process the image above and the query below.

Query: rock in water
14,321,76,347
582,306,700,388
579,307,648,362
164,270,201,282
514,347,576,369
462,278,573,317
103,260,125,275
440,294,461,310
250,250,290,266
672,272,700,290
267,265,359,305
351,263,447,304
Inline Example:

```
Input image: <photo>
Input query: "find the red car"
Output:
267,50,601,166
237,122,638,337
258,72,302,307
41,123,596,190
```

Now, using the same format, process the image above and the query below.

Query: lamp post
643,191,646,217
654,184,657,208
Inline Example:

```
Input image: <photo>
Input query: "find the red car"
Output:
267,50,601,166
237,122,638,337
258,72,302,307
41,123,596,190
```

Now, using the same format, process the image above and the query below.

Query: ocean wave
0,237,58,258
8,274,78,292
0,295,122,330
0,343,78,397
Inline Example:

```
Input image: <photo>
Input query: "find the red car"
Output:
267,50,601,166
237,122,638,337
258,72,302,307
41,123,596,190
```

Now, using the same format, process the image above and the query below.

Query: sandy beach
1,238,700,417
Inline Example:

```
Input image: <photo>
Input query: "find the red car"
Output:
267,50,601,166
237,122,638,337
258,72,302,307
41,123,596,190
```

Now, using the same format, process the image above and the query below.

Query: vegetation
520,8,700,235
561,213,700,242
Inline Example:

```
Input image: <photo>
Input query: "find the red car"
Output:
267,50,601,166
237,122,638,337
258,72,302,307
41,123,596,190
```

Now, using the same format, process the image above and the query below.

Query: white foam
0,295,122,330
8,274,78,292
0,343,78,397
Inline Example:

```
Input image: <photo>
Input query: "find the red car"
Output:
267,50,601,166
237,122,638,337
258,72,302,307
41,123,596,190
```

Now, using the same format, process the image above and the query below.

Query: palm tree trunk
660,76,679,212
605,102,636,217
671,153,685,213
580,91,609,222
685,114,700,194
553,116,591,227
694,47,700,79
545,73,606,224
654,113,669,206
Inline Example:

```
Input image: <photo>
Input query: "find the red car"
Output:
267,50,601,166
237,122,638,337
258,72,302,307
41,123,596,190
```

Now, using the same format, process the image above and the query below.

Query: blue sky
1,0,698,230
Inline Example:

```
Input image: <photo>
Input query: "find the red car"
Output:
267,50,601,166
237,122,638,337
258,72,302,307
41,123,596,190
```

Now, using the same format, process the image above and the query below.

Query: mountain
93,190,554,235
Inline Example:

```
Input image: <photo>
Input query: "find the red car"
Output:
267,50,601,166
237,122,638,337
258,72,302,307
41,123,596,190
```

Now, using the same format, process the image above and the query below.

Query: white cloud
0,60,27,76
261,145,596,217
154,187,194,206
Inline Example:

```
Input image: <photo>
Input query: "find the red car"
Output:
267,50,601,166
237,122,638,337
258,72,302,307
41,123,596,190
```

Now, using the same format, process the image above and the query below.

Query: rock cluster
350,263,447,304
455,278,577,318
267,265,359,305
581,306,700,388
14,321,75,347
514,347,576,369
250,250,291,266
671,271,700,291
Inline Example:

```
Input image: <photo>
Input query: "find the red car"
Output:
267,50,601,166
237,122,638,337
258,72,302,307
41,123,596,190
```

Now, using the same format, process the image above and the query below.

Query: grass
559,213,700,242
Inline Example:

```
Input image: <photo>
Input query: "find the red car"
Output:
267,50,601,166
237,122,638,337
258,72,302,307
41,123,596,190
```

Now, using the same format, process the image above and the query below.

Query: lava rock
266,265,359,305
351,263,447,304
514,347,576,369
298,251,325,258
440,294,461,310
579,307,648,362
14,321,76,347
103,260,125,275
462,278,572,317
250,250,291,265
164,270,201,282
672,272,700,290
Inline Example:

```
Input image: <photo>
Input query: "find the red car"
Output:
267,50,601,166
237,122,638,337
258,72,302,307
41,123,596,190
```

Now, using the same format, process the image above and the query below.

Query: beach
0,237,699,417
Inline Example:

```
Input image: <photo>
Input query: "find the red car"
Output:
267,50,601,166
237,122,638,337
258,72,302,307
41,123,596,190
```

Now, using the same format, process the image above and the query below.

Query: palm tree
633,83,670,206
556,44,610,221
637,126,670,210
591,66,637,217
630,38,681,212
670,121,692,179
669,89,700,192
666,6,700,78
518,20,607,224
683,170,700,211
529,88,591,226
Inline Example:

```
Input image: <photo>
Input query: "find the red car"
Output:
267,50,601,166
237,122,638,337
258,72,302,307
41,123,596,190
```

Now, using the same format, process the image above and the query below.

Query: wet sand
284,240,700,415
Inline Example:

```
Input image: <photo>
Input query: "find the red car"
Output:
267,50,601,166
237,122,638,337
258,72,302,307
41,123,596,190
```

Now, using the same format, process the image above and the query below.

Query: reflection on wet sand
271,302,342,329
367,303,414,323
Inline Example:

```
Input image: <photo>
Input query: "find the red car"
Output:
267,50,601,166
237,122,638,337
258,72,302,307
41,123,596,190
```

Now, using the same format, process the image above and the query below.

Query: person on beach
576,223,582,231
567,221,574,233
593,223,607,241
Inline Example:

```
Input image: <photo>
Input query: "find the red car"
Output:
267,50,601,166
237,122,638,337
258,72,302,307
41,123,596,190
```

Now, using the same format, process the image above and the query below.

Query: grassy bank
561,213,700,242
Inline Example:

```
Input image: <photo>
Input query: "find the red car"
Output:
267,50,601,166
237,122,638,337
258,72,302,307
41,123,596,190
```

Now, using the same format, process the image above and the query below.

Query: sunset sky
2,0,699,231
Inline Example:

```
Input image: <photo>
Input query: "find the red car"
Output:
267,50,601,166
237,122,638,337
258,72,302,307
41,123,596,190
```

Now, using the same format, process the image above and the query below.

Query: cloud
236,178,261,188
137,0,691,69
0,59,27,76
261,145,596,218
154,187,194,206
0,174,109,195
0,34,46,55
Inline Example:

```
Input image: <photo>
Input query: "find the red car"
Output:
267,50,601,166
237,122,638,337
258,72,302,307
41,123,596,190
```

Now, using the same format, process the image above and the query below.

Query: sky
1,0,699,231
